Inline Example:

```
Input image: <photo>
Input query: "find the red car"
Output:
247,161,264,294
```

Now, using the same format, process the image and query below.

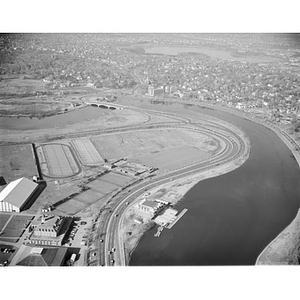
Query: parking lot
63,217,93,266
0,245,16,266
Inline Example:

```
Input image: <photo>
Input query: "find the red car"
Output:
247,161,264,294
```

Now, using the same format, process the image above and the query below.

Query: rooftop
0,177,38,208
141,199,161,209
14,245,68,266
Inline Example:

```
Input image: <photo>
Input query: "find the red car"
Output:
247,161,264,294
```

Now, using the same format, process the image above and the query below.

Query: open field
71,138,104,165
86,179,119,194
0,78,47,95
37,143,79,177
0,144,36,183
101,172,133,186
91,128,219,161
74,190,104,204
52,172,132,215
55,198,87,215
0,214,33,238
133,146,212,171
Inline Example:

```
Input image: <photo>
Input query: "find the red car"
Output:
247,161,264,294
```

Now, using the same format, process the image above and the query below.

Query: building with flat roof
154,208,178,226
0,177,38,212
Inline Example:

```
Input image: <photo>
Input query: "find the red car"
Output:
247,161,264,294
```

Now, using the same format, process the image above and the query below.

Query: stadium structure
0,177,38,212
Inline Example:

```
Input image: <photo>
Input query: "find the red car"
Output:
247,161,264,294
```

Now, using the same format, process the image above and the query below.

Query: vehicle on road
115,214,118,217
111,259,115,264
125,202,129,205
112,247,116,252
100,239,104,243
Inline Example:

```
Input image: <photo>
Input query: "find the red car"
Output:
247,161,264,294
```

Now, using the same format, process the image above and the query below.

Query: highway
92,107,248,266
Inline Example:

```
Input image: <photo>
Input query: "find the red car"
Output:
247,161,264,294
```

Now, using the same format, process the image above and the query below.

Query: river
2,99,299,265
0,106,110,130
129,103,300,265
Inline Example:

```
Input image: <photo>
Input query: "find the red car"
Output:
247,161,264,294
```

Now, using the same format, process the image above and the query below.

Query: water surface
130,104,300,265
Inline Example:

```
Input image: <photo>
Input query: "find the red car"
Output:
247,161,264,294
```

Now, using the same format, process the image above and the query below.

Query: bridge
86,102,124,110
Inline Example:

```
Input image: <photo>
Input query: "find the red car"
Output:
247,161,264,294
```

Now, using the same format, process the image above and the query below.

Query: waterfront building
138,199,164,217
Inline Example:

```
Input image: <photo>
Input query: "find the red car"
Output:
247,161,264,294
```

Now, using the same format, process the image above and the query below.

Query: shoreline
193,102,300,265
255,208,300,265
120,109,251,265
202,103,300,265
121,100,300,266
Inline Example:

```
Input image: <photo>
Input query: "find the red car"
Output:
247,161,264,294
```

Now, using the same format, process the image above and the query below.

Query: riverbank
256,209,300,265
201,103,300,265
120,113,250,265
120,99,300,266
193,102,300,265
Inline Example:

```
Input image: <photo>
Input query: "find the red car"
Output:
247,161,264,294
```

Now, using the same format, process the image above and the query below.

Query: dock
167,208,188,229
154,225,164,237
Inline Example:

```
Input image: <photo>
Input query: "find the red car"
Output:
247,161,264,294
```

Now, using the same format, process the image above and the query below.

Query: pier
167,208,188,229
154,226,164,237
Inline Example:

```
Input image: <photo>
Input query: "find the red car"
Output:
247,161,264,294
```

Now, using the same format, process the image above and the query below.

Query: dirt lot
0,144,37,183
91,128,219,163
133,146,212,172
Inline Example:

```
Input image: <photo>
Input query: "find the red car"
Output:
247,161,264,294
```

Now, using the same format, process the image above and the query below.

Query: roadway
93,108,248,266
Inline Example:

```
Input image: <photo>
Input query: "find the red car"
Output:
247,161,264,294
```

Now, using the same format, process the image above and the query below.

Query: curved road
92,110,248,266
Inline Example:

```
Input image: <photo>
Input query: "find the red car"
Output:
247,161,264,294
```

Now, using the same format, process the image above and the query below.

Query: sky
1,0,299,32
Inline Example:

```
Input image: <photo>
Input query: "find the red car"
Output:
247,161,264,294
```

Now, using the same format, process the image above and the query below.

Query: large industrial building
0,177,38,212
10,245,68,266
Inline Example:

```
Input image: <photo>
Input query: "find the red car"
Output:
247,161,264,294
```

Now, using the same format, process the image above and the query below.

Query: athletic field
55,172,133,215
71,138,104,165
37,144,79,177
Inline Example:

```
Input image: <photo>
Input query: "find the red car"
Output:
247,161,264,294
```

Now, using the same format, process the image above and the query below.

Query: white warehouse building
0,177,38,212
